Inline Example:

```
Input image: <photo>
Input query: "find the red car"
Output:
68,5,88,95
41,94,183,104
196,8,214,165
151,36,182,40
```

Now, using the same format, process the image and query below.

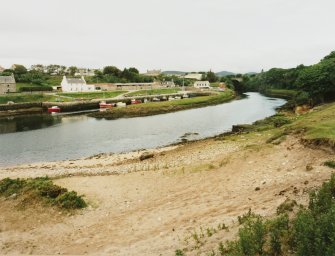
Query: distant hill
162,71,186,76
215,71,235,77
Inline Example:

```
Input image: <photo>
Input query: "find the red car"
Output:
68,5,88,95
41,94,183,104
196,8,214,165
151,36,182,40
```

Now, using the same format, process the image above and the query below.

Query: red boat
48,106,61,113
131,99,141,104
99,101,113,108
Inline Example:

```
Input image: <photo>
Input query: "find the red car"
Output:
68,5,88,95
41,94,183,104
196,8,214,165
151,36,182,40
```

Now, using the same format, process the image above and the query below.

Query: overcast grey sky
1,0,334,73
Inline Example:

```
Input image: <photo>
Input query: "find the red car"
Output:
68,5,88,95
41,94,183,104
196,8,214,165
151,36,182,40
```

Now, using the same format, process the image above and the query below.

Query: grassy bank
263,89,299,99
57,91,126,100
89,90,235,120
124,88,181,97
0,177,86,210
0,93,60,104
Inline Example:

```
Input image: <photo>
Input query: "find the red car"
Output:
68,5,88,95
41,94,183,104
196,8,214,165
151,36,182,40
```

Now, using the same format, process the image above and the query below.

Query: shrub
276,198,297,215
19,86,53,92
55,191,87,209
324,160,335,169
0,177,86,210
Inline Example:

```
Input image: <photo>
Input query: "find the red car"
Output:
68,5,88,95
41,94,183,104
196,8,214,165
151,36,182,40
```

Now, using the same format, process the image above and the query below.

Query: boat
152,97,160,102
182,94,189,98
162,96,167,101
47,106,61,113
99,101,113,108
175,96,181,100
131,99,142,104
168,97,175,101
116,102,127,107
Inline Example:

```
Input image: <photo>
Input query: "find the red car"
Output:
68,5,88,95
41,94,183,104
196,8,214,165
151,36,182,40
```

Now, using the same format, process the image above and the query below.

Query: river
0,92,286,167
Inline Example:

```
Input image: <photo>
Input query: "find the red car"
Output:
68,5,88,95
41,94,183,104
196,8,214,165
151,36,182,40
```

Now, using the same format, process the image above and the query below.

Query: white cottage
194,81,211,89
61,76,95,92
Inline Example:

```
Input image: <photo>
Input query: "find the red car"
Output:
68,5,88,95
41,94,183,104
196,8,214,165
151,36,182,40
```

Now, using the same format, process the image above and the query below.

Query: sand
0,132,333,255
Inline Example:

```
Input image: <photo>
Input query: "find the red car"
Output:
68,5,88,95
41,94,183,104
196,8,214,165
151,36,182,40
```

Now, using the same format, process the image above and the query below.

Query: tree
13,65,27,75
204,70,218,82
68,66,78,76
103,66,121,77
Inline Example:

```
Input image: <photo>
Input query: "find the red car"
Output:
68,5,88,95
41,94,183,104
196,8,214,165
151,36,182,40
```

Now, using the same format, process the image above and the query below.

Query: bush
324,160,335,169
55,191,87,209
19,86,53,92
0,177,86,210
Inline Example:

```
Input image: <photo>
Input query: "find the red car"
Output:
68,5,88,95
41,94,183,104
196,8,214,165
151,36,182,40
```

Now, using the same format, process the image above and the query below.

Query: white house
61,76,95,92
194,81,211,89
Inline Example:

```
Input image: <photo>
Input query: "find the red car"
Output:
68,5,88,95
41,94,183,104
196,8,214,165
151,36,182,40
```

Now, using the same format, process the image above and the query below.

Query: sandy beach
1,129,333,255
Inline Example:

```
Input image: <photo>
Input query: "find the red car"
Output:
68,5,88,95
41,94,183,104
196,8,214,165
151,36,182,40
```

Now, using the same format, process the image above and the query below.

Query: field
90,90,235,119
124,88,181,96
0,93,60,104
57,91,126,100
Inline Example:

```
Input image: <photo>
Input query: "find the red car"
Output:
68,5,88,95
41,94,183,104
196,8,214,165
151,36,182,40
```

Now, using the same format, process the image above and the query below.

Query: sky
1,0,335,73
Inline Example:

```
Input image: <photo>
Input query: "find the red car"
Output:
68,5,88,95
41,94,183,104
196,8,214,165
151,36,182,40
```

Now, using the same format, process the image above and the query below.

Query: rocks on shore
139,152,154,161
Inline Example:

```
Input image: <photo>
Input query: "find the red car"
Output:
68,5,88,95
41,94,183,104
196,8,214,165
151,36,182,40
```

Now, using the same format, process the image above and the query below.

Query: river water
0,92,286,167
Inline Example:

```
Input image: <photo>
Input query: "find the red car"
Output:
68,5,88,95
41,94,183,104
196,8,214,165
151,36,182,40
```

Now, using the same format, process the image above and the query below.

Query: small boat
152,97,160,102
143,98,148,103
116,102,127,107
99,101,113,108
48,106,61,113
175,96,182,100
131,99,142,104
162,96,167,101
168,97,175,101
182,94,189,98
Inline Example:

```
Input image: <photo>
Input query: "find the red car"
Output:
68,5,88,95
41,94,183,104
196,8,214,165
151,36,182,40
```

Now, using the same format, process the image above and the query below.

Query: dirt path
0,133,333,255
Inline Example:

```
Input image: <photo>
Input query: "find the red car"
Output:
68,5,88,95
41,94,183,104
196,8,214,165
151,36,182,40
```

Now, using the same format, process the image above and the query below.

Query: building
184,73,203,80
194,81,211,89
0,75,16,94
145,69,161,77
0,66,5,73
75,68,96,77
61,76,95,92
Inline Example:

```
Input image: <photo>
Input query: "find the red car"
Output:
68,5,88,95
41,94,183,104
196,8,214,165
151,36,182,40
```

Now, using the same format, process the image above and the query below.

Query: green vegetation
0,177,86,210
243,51,335,106
0,93,60,104
90,90,235,120
324,160,335,169
57,91,126,100
124,88,181,97
177,174,335,256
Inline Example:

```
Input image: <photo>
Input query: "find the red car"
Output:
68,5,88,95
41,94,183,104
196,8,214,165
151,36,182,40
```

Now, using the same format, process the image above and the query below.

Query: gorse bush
194,174,335,256
0,177,86,210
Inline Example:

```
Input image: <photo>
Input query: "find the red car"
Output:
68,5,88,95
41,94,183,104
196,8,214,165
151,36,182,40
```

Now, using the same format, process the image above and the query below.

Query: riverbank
89,90,235,120
1,101,335,254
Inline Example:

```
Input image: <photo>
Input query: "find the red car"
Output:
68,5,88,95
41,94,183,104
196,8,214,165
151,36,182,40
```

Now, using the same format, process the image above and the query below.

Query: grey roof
0,76,15,83
67,78,85,84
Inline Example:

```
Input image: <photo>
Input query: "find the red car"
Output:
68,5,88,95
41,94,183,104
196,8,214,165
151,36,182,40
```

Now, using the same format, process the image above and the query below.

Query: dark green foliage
55,191,86,209
239,217,266,255
175,249,185,256
276,198,297,214
267,214,289,255
243,51,335,106
324,160,335,169
19,86,53,92
0,177,86,210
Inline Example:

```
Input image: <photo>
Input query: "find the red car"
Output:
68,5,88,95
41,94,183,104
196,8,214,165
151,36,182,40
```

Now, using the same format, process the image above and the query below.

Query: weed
324,160,335,169
277,198,298,215
175,249,185,256
0,177,87,210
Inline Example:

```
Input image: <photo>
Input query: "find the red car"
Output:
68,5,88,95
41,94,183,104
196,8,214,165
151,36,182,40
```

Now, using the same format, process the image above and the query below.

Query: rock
232,124,254,133
139,152,154,161
306,164,313,171
9,193,17,199
255,187,260,191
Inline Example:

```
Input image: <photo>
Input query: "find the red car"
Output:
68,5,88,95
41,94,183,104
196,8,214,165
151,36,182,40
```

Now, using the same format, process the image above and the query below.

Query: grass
0,177,86,210
264,89,299,99
0,93,60,104
57,91,126,100
124,88,181,96
90,90,235,119
324,160,335,169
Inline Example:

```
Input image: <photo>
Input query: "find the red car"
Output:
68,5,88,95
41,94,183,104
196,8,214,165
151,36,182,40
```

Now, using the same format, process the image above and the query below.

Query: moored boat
131,99,142,104
116,102,127,107
99,101,113,108
47,106,61,113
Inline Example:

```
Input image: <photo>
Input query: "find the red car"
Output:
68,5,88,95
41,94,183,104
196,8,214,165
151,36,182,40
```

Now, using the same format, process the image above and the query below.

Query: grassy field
124,88,181,97
0,93,61,104
57,91,126,100
90,90,235,119
264,89,299,99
